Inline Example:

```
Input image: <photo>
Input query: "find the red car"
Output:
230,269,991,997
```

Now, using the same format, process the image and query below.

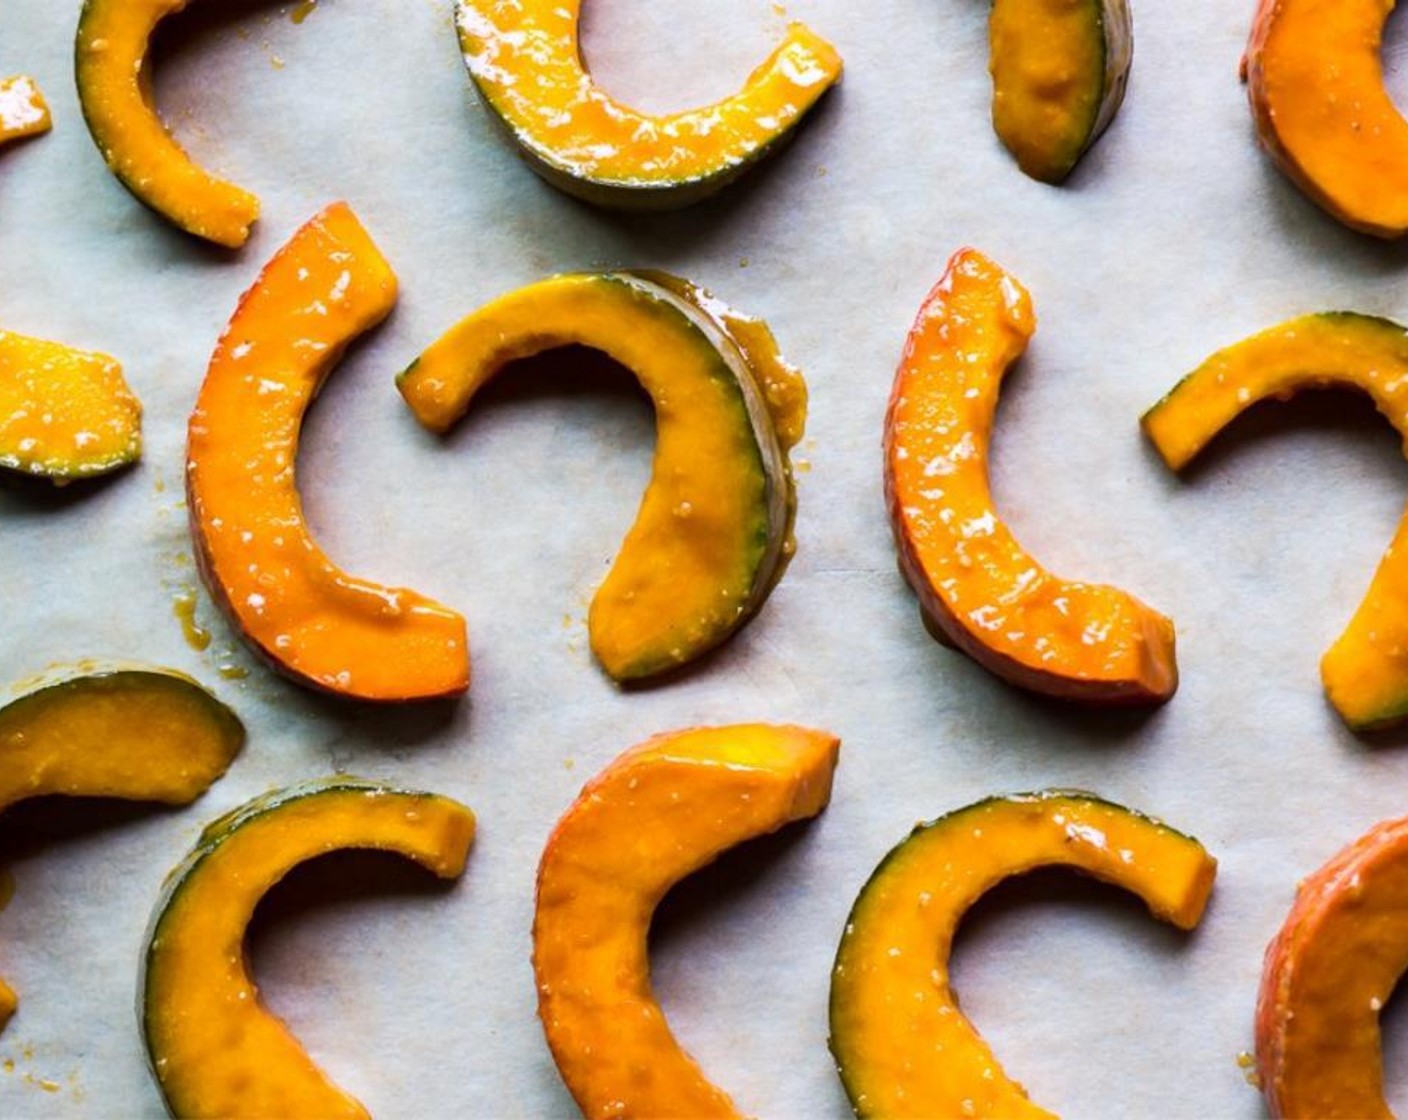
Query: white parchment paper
6,0,1408,1115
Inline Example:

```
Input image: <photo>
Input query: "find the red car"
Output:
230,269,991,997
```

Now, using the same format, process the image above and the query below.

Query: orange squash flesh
456,1,842,208
1246,0,1408,238
829,791,1217,1119
533,724,840,1118
75,0,260,247
187,203,468,702
884,248,1177,703
141,779,475,1119
1142,312,1408,730
0,76,51,148
0,666,244,1031
0,329,141,481
1256,816,1408,1118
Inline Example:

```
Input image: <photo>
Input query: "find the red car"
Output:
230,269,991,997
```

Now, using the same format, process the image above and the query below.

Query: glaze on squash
455,0,842,208
141,778,475,1119
989,0,1131,182
1246,0,1408,237
534,723,840,1118
0,665,244,1030
187,203,468,702
75,0,260,246
397,271,804,682
0,329,141,481
885,248,1177,703
0,77,51,149
829,791,1216,1119
1142,312,1408,730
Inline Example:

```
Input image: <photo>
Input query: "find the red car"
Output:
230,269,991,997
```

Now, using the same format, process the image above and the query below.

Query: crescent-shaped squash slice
0,665,244,1029
988,0,1131,182
829,791,1217,1119
141,778,475,1119
75,0,261,247
0,76,51,149
397,271,804,683
0,328,141,481
1142,312,1408,731
885,248,1177,704
1245,0,1408,237
455,0,842,209
534,723,840,1118
188,202,469,702
1257,816,1408,1119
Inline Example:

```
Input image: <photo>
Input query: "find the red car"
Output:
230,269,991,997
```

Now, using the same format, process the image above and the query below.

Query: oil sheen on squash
989,0,1130,182
0,330,141,480
1142,312,1408,730
187,203,469,702
398,272,800,683
455,0,842,208
141,779,475,1119
885,248,1177,703
75,0,260,246
0,76,51,148
829,791,1216,1119
534,724,840,1119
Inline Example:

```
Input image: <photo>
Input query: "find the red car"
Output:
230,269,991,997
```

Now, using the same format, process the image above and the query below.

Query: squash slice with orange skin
0,329,140,481
884,248,1177,704
1143,312,1408,731
0,665,244,1030
75,0,260,247
0,76,50,149
187,203,468,702
1256,816,1408,1118
829,791,1216,1119
455,0,842,209
1245,0,1408,237
141,778,475,1119
398,271,804,683
533,724,840,1118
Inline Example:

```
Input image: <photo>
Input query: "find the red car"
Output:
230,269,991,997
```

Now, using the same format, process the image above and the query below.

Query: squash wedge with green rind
397,271,805,682
1142,312,1408,731
140,777,475,1119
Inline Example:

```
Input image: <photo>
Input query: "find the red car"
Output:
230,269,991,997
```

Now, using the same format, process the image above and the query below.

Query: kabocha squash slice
397,271,805,683
829,791,1216,1119
0,76,51,149
1257,816,1408,1119
141,778,475,1119
75,0,260,247
1245,0,1408,237
0,329,141,481
1143,312,1408,731
988,0,1131,182
455,0,842,209
187,203,469,702
534,723,840,1118
884,248,1177,704
0,665,244,1030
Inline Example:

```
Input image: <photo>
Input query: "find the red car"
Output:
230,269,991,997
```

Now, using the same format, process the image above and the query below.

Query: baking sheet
5,0,1408,1115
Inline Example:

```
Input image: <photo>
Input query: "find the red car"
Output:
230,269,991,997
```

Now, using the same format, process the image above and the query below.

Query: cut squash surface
0,76,50,149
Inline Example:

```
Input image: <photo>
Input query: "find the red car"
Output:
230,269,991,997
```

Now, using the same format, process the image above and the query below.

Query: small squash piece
534,723,840,1118
1142,312,1408,730
0,329,140,480
988,0,1131,182
885,248,1177,703
0,665,244,1030
75,0,260,247
1256,815,1408,1118
455,0,842,209
141,778,475,1119
1245,0,1408,237
397,271,803,682
187,202,468,702
829,790,1217,1119
0,76,51,149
